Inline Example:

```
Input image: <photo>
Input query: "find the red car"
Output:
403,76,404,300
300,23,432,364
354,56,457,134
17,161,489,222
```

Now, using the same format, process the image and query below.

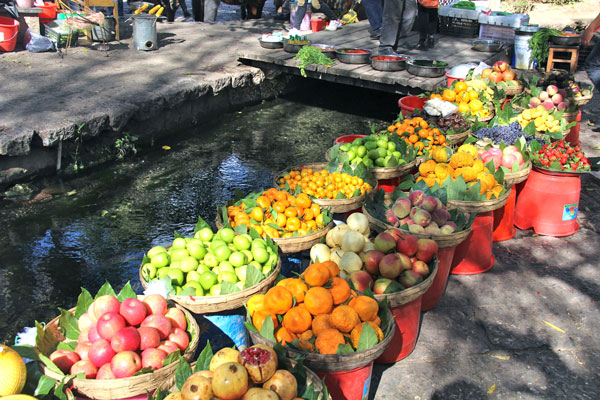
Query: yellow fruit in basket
458,102,470,113
469,99,483,112
0,345,27,397
455,81,467,92
522,109,532,121
468,90,479,101
1,396,38,400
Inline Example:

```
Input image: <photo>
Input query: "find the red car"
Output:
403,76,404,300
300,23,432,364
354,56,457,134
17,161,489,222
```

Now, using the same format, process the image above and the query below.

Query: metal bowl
283,39,311,53
406,59,448,78
370,55,407,71
259,38,283,49
550,34,581,46
311,43,338,59
472,39,504,52
336,48,372,64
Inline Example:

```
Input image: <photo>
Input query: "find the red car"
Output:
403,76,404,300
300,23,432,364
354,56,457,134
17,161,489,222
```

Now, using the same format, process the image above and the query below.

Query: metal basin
283,39,311,53
370,55,407,71
311,44,338,59
406,59,448,78
472,39,503,52
550,34,581,46
259,38,283,49
336,48,371,64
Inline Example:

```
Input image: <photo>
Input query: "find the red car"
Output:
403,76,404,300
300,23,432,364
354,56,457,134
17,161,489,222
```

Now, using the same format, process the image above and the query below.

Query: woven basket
42,301,200,399
503,161,531,186
273,162,370,214
573,93,593,106
140,258,281,314
562,109,579,123
477,111,494,123
447,187,511,213
444,128,471,145
370,158,417,180
362,205,472,249
500,82,523,96
373,258,438,307
248,306,395,372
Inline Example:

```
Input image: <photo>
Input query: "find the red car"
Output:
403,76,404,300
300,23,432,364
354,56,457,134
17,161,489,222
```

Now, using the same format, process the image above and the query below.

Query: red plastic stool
421,245,456,311
375,297,422,363
450,211,495,275
492,186,517,242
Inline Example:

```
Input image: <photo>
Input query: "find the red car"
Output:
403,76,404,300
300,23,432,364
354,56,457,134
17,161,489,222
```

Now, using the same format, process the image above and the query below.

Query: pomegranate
242,388,279,400
180,375,213,400
238,344,278,384
209,347,240,371
212,362,249,400
263,370,297,400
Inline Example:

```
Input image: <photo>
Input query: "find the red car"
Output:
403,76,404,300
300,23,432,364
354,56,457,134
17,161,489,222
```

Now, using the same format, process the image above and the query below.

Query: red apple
88,339,116,368
481,68,493,79
111,326,141,353
111,351,142,379
396,234,418,257
119,298,147,326
97,312,127,341
96,363,116,380
493,60,509,72
74,341,92,361
137,326,161,350
88,325,101,343
364,250,385,275
379,253,411,279
165,307,187,331
349,270,374,292
141,348,168,370
49,349,80,374
398,270,423,288
78,329,90,344
78,312,95,333
385,228,403,241
158,340,179,355
373,232,396,253
168,328,190,351
87,303,98,324
70,359,98,379
141,314,172,340
411,260,430,278
92,295,121,320
142,294,168,315
416,238,438,263
502,69,515,81
489,71,503,83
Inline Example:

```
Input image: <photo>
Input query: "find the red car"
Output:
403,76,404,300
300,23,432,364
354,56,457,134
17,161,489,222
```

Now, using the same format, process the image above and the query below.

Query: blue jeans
363,0,382,32
585,40,600,91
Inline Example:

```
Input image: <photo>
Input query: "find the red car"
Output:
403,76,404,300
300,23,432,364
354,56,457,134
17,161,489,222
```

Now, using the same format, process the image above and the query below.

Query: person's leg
399,0,417,37
379,0,404,54
585,40,600,90
426,7,437,48
312,0,337,21
180,0,191,17
292,1,308,30
363,0,383,32
204,0,220,21
416,3,427,49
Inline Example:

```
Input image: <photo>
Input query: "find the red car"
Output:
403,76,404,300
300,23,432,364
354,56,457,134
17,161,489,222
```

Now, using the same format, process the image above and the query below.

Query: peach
416,238,438,263
501,153,518,169
411,260,430,278
373,232,396,253
396,233,418,257
385,209,399,226
424,223,441,235
408,224,425,234
349,270,374,292
538,91,549,101
412,209,432,227
398,217,415,227
432,208,450,226
379,253,407,279
364,250,385,275
529,97,541,108
440,222,457,235
408,190,425,206
546,84,559,96
392,197,412,218
551,93,563,105
385,228,403,241
373,278,403,295
421,196,439,212
398,270,423,288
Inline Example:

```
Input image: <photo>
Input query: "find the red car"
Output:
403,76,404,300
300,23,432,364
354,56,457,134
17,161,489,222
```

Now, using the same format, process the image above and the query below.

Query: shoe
183,12,192,18
274,12,286,21
369,28,381,40
397,41,417,50
427,35,435,49
416,41,428,51
377,47,401,57
326,19,342,31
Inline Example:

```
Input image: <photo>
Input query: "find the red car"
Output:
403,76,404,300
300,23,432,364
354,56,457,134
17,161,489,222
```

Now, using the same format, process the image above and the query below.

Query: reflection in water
0,82,400,342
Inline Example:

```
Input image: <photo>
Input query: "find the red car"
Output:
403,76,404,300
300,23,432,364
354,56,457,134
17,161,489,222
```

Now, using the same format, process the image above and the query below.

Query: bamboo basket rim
446,185,511,213
573,93,592,106
325,146,418,180
139,257,282,314
362,204,472,248
444,128,471,145
41,301,200,399
248,306,396,372
500,82,523,96
503,160,532,185
373,257,438,306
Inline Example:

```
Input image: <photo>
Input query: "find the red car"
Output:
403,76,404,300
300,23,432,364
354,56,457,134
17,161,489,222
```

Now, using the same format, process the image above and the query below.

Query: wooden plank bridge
238,21,509,95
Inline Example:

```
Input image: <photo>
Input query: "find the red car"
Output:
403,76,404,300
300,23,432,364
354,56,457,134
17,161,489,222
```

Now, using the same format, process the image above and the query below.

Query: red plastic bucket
398,96,426,116
492,186,517,242
446,72,465,86
421,245,456,311
514,168,581,236
375,297,422,363
311,18,327,32
316,362,373,400
450,211,495,275
0,17,19,52
39,1,58,25
564,109,582,147
375,177,401,193
334,134,366,145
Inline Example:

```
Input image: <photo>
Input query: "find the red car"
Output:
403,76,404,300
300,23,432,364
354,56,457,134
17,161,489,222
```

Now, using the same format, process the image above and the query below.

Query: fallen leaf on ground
542,320,566,333
488,384,496,394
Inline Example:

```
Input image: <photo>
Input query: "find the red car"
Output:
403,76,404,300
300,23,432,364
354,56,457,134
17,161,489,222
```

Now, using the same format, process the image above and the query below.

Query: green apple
214,245,232,263
228,243,237,251
252,247,269,264
197,264,210,274
157,267,170,279
210,239,227,252
187,240,207,260
248,261,262,272
141,263,156,280
235,281,245,291
194,227,214,242
170,248,189,261
198,271,218,291
229,251,247,268
180,256,199,273
167,268,185,287
262,265,273,275
219,228,235,244
218,261,235,274
183,281,204,296
172,237,187,249
186,270,201,283
203,253,218,268
209,284,221,296
148,245,168,258
170,260,182,270
220,270,238,284
235,265,247,282
185,237,193,243
252,238,266,249
242,250,253,263
233,235,251,251
150,252,170,269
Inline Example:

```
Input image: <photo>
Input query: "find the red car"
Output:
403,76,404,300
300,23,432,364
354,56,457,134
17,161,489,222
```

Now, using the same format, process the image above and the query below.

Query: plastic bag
25,29,55,52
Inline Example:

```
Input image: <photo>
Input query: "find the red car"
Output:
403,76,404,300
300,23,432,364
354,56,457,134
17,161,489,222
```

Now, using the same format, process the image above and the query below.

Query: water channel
0,81,400,343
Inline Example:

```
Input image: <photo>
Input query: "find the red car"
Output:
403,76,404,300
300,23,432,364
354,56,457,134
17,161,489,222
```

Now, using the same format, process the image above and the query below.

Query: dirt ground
503,0,599,29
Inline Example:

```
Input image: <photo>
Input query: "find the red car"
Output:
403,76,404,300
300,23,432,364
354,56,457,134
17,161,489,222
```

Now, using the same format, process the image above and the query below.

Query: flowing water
0,81,400,343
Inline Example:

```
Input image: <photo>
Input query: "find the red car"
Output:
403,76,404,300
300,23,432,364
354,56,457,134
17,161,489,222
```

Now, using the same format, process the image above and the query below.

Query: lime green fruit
183,281,204,296
195,227,214,242
219,228,235,243
148,245,167,258
171,237,187,249
180,256,199,273
167,268,185,287
198,271,218,291
233,235,251,251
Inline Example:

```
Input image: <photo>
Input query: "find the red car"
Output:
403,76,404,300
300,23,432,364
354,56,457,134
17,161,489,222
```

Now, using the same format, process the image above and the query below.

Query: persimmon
304,287,333,316
249,207,264,222
264,286,293,315
282,306,312,334
321,261,340,278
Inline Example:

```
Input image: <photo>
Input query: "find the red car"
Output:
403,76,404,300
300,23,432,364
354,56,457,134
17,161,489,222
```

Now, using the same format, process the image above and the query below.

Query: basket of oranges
245,261,395,372
218,188,334,254
274,162,375,214
431,81,494,122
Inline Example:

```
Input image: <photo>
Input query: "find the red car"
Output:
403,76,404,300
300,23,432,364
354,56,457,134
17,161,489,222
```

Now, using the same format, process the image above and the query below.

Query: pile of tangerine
430,82,489,118
277,168,372,199
248,261,385,354
226,189,327,238
386,116,446,155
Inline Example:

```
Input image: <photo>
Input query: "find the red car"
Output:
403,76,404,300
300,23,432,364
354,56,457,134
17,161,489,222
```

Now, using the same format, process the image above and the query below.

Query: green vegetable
529,28,564,64
293,46,334,78
452,1,476,10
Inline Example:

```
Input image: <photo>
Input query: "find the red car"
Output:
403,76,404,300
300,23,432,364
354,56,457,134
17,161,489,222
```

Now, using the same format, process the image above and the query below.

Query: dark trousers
416,4,437,38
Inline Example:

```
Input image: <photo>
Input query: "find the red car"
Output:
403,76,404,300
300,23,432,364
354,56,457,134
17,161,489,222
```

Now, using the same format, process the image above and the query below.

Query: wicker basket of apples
38,284,199,399
481,61,523,96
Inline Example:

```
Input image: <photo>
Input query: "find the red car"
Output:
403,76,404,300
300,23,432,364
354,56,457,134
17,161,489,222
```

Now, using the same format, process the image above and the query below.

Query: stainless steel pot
336,48,372,64
283,40,310,53
311,44,338,59
406,59,447,78
259,38,283,49
550,34,581,46
472,39,504,52
370,55,407,71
